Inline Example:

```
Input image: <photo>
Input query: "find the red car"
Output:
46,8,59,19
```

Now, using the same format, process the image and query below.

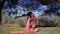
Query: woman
24,12,38,33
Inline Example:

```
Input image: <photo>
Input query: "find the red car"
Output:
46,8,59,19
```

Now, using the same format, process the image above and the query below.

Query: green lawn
0,27,60,34
36,31,60,34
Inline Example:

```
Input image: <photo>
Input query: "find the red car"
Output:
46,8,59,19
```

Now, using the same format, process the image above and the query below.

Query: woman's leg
24,16,30,32
30,24,38,32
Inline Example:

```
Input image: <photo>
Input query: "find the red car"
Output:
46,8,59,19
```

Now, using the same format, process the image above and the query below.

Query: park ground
0,26,60,34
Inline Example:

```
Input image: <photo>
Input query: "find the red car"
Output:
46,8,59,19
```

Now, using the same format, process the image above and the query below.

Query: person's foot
30,25,38,32
30,28,38,32
35,28,39,32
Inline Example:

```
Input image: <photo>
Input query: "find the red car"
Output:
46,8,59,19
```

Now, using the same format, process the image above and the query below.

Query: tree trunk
0,0,5,25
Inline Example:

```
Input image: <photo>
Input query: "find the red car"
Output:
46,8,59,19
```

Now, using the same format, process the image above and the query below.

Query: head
27,12,38,23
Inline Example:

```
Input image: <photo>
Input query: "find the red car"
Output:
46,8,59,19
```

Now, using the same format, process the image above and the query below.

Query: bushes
1,10,60,27
36,16,60,27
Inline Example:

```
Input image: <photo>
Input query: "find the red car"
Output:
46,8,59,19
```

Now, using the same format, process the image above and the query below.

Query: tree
0,0,6,25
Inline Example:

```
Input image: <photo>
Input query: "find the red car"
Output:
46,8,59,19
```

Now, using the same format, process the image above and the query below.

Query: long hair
27,12,33,20
27,12,38,23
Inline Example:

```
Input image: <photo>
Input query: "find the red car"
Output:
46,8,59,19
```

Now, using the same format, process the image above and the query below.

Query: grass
36,32,60,34
0,27,60,34
0,27,24,34
0,29,10,34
